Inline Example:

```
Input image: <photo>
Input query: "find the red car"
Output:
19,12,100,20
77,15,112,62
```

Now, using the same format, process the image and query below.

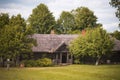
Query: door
62,53,67,63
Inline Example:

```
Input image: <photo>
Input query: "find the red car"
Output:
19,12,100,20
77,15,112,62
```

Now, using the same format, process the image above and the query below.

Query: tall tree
110,0,120,26
72,7,98,30
56,11,76,34
28,3,56,34
0,14,36,66
69,27,114,65
0,13,9,66
0,13,9,28
0,25,36,66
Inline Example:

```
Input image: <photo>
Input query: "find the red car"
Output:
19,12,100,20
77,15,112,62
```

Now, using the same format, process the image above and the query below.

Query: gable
55,42,68,52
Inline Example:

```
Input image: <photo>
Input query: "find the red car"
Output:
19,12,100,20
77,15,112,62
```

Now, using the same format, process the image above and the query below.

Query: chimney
81,30,86,36
50,30,55,34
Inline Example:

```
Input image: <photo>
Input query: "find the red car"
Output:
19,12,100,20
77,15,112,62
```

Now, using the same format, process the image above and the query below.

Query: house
32,34,78,64
111,38,120,63
32,34,120,64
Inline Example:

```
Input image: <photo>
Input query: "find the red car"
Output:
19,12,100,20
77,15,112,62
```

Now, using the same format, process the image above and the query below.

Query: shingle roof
32,34,120,53
32,34,78,53
113,39,120,51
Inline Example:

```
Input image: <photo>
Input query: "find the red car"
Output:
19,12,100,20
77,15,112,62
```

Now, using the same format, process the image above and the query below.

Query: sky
0,0,119,33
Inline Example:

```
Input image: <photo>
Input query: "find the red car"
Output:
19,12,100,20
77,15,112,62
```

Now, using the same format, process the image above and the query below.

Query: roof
113,38,120,51
32,34,78,53
32,34,120,53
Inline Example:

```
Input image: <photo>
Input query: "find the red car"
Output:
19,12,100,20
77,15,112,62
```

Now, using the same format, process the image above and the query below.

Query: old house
32,34,78,64
32,33,120,64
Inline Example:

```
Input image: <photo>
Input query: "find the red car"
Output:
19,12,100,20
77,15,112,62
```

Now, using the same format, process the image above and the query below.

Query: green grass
0,65,120,80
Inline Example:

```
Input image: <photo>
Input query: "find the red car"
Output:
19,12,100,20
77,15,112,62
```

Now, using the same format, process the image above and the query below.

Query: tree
112,30,120,40
9,14,27,33
0,13,9,28
56,7,101,34
0,13,9,66
0,25,36,66
72,7,98,30
9,14,26,27
0,14,36,66
56,11,76,34
69,27,114,65
28,3,56,34
110,0,120,26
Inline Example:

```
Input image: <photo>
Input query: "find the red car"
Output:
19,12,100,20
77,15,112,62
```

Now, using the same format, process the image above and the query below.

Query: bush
74,59,80,64
22,60,37,67
36,58,53,67
21,58,53,67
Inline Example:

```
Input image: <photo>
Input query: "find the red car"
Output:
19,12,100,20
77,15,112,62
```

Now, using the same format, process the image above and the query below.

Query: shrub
21,58,53,67
74,59,80,64
36,58,53,67
22,60,37,67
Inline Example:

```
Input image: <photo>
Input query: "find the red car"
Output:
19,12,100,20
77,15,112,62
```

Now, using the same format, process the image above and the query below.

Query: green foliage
22,60,37,67
110,0,120,26
112,30,120,40
0,25,35,59
74,59,80,64
0,14,36,66
22,58,53,67
56,11,76,34
72,7,98,30
56,7,100,34
9,14,26,27
36,58,53,67
0,25,21,58
28,3,56,34
69,27,114,65
0,13,9,28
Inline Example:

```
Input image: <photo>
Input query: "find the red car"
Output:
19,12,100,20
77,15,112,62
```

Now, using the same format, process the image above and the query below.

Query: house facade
32,34,78,64
32,34,120,64
111,38,120,63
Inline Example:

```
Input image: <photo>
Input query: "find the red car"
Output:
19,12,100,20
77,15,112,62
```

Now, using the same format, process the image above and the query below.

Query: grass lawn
0,65,120,80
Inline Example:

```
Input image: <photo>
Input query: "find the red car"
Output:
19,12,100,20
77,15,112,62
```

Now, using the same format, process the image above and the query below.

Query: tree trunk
0,56,3,67
15,56,20,67
0,56,5,67
95,56,101,66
